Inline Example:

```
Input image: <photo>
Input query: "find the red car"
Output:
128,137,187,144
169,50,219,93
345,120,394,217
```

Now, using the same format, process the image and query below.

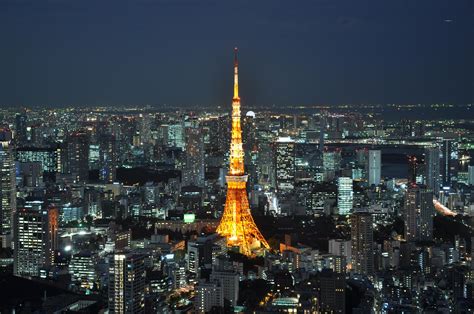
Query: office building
15,112,28,145
274,137,296,193
425,147,441,194
328,239,351,263
69,251,97,291
337,177,353,215
468,165,474,186
13,208,54,277
441,139,458,187
351,211,374,276
195,281,224,313
314,269,345,313
209,269,239,308
16,146,61,173
404,185,434,242
66,132,90,183
0,128,16,245
367,150,381,186
183,121,205,187
108,253,146,313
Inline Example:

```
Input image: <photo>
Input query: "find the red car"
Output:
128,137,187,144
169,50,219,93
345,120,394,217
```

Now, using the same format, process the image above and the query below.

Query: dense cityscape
0,46,472,313
1,0,472,312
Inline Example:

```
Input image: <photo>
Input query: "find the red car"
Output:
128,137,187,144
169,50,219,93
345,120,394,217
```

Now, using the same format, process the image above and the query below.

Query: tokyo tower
216,48,270,256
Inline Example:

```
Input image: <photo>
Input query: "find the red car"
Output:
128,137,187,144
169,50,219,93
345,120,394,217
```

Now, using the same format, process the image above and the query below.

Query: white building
328,239,352,263
209,269,239,307
274,137,295,193
337,177,353,215
195,281,224,313
367,150,381,186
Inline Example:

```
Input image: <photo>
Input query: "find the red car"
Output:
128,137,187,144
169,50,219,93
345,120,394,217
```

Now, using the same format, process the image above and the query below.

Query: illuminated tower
216,48,269,256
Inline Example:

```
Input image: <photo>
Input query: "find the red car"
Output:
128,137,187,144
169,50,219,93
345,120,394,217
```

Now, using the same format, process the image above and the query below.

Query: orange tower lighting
216,48,270,256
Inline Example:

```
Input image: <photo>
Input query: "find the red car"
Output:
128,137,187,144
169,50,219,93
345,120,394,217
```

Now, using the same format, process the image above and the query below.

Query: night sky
1,0,472,107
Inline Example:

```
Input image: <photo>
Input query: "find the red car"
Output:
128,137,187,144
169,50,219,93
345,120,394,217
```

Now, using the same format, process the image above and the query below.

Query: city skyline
0,1,473,313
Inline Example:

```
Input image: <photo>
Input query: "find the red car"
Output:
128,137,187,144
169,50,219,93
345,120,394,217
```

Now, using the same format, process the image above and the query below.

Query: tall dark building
441,139,458,187
13,208,56,277
404,185,434,242
0,128,16,245
314,269,346,313
425,147,441,195
351,211,374,276
66,131,90,183
408,155,418,185
15,112,28,145
99,134,117,183
109,252,146,313
183,119,205,187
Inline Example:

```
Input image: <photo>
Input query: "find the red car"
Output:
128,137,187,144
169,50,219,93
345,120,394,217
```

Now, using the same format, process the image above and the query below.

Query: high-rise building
0,128,16,245
69,251,97,291
209,269,239,308
366,150,381,186
351,211,373,276
425,147,441,195
108,253,146,313
408,155,418,185
469,165,474,186
166,124,185,149
314,269,346,313
441,139,458,187
16,146,61,173
328,239,351,263
195,281,224,313
15,111,28,146
404,185,434,242
99,134,117,183
337,177,353,215
13,208,54,277
183,120,205,187
66,131,90,183
274,137,296,194
187,234,217,275
216,48,269,256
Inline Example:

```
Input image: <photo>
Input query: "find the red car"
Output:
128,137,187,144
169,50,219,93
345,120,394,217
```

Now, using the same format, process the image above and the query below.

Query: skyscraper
367,150,381,186
404,185,434,242
183,119,205,187
0,128,16,246
468,165,474,186
195,281,224,313
13,208,54,277
66,131,90,183
314,269,346,313
425,147,441,195
216,48,269,256
15,111,28,146
108,253,146,313
351,211,374,276
209,269,240,308
441,139,458,187
407,155,418,185
274,137,296,194
337,177,353,215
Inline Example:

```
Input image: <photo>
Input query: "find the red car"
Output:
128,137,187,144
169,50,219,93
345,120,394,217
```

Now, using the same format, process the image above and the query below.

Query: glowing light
216,48,269,256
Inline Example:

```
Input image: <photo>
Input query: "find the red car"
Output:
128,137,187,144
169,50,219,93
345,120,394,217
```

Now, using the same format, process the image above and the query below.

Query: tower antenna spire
233,47,239,100
216,48,269,256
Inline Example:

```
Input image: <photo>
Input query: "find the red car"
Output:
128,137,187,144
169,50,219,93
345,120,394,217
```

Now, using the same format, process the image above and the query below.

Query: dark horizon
1,0,473,107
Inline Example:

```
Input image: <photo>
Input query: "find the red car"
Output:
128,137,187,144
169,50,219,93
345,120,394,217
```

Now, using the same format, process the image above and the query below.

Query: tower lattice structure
216,48,270,256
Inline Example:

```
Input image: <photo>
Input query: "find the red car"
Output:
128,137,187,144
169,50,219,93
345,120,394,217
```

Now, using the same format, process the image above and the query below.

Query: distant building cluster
0,99,473,312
